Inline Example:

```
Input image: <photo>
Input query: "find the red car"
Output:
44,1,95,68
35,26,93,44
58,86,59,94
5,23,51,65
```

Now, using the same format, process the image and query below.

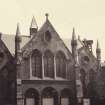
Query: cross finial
45,13,49,20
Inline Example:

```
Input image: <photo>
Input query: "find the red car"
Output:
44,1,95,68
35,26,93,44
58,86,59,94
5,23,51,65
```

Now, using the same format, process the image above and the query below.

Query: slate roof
1,34,30,55
1,33,83,52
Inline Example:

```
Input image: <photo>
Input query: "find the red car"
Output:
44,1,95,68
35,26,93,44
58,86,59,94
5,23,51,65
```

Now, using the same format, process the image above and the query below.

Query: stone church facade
0,14,105,105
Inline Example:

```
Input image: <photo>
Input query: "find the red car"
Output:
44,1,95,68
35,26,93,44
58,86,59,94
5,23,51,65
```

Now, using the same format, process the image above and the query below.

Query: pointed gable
78,40,97,73
22,17,72,60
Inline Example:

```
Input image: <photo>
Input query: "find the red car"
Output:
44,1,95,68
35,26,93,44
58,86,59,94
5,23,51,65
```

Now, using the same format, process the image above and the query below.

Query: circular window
45,30,52,42
81,56,90,65
84,56,89,62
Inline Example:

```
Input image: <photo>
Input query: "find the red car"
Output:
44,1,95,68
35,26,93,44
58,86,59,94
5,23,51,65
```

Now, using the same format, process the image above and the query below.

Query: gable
22,19,73,60
78,45,97,73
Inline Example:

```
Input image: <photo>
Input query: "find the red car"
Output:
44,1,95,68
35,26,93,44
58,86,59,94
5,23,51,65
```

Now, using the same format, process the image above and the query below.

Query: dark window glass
44,50,54,78
32,50,42,78
56,51,66,78
84,56,89,62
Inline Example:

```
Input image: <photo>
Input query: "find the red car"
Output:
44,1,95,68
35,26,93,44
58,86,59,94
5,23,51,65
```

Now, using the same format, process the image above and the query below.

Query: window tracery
31,49,42,78
56,51,66,78
44,50,54,78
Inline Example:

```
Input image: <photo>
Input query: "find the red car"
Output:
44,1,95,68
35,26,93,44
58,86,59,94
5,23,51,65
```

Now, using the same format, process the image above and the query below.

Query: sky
0,0,105,61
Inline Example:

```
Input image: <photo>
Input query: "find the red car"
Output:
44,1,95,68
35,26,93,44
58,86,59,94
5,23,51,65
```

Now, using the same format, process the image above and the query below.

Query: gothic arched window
32,49,42,78
44,50,54,78
56,51,66,78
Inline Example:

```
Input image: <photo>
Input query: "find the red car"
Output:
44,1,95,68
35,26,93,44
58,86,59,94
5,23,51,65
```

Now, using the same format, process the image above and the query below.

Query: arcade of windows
28,49,67,79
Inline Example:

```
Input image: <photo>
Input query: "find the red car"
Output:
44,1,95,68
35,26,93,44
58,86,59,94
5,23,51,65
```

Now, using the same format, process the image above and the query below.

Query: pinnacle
72,27,76,40
16,23,20,35
30,16,38,29
97,40,100,50
97,40,99,48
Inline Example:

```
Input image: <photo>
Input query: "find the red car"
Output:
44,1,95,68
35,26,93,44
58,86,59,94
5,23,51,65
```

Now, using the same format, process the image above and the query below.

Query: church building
0,14,105,105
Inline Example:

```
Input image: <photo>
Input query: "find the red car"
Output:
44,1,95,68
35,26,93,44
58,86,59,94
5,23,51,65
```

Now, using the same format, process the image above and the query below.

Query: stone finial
45,13,49,20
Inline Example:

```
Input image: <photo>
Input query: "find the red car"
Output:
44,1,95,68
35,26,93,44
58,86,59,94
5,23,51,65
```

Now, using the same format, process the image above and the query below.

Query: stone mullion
54,56,56,79
30,55,32,79
42,54,44,79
